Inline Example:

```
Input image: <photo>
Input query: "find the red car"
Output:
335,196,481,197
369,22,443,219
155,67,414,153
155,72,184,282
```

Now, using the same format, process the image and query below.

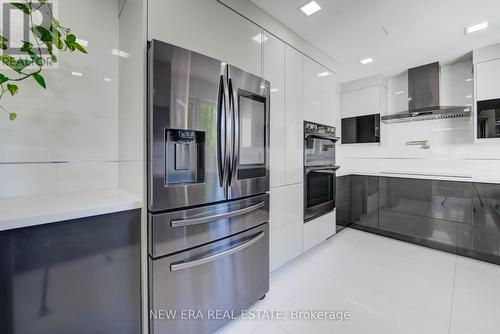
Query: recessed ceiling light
465,21,488,34
270,88,279,93
360,57,374,65
71,71,83,77
252,33,268,44
395,91,404,95
465,78,473,82
104,77,112,82
300,1,321,16
317,71,330,77
465,95,473,99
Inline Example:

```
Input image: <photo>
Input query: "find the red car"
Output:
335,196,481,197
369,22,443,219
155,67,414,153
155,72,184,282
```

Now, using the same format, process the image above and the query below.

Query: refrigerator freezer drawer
149,223,269,334
149,193,269,258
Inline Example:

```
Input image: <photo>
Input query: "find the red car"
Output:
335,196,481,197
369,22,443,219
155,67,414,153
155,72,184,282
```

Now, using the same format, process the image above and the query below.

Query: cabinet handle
170,231,265,271
170,201,265,228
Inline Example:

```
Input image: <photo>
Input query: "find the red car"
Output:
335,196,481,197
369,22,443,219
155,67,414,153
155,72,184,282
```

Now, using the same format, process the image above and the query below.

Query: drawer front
379,209,472,248
379,177,472,224
149,224,269,334
149,193,269,257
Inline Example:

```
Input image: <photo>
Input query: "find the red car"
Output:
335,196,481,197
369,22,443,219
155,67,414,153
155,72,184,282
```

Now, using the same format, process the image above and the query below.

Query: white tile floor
215,228,500,334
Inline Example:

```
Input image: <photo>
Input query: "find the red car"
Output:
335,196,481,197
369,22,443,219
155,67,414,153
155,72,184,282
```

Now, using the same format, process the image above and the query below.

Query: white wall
0,0,121,198
118,0,146,199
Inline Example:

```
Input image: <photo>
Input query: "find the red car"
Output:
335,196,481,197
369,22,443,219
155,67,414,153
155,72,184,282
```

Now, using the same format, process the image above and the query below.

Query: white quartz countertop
336,170,500,184
0,189,142,232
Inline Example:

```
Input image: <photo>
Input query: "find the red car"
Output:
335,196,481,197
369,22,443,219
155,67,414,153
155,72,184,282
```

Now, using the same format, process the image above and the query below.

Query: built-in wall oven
147,40,270,334
304,121,340,222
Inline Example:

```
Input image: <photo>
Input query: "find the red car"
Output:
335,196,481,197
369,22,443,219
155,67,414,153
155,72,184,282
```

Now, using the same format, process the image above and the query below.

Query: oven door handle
304,133,340,142
170,231,265,271
170,201,265,228
305,166,341,174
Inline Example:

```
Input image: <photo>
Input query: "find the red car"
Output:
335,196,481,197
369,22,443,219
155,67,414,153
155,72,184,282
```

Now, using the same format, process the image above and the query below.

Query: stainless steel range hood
381,62,471,124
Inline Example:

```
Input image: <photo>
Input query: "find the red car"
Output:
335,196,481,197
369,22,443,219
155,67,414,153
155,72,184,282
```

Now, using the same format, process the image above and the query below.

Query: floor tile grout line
448,256,458,334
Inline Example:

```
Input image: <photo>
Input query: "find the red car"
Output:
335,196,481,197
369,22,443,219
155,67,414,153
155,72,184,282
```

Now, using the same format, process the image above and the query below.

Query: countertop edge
0,189,143,232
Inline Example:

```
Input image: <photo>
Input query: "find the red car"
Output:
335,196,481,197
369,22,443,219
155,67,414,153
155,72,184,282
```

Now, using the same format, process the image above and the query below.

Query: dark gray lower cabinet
0,210,141,334
379,177,473,250
336,175,351,231
468,183,500,261
350,175,379,229
339,174,500,265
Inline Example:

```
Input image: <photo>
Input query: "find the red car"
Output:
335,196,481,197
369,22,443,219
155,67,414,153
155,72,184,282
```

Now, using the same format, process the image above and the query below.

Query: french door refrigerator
147,40,270,334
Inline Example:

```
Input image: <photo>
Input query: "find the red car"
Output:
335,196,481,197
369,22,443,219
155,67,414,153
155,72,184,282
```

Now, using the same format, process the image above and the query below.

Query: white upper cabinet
475,59,500,101
304,57,323,123
285,45,304,185
340,75,387,119
473,43,500,102
387,72,409,115
341,86,386,118
263,32,286,188
440,61,474,107
148,0,262,76
320,68,337,126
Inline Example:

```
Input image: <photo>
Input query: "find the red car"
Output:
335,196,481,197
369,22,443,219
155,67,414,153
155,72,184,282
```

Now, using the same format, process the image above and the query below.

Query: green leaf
32,73,46,89
66,34,76,44
0,35,7,42
7,83,18,96
9,113,17,121
0,43,7,50
37,0,48,4
0,56,26,73
73,42,87,54
11,3,30,15
35,26,52,43
20,41,32,52
0,73,9,84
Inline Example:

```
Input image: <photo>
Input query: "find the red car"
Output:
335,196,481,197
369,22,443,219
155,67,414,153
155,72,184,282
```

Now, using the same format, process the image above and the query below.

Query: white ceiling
251,0,500,82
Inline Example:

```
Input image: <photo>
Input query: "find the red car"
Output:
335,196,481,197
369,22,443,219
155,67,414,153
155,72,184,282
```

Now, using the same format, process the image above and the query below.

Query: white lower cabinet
269,183,304,271
303,211,336,252
270,184,303,229
270,219,303,272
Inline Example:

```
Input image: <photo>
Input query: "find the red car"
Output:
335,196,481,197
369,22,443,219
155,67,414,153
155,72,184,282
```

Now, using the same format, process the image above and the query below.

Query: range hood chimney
381,62,471,124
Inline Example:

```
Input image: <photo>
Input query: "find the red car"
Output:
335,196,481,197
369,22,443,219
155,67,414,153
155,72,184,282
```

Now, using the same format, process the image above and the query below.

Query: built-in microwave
477,99,500,139
303,121,340,222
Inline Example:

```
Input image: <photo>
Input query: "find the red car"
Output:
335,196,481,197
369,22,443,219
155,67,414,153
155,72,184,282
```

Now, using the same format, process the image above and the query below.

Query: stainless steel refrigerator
147,40,270,334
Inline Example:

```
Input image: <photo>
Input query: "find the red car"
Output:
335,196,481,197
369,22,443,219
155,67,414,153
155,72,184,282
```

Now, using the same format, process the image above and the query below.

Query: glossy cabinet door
350,175,379,229
303,211,335,252
320,67,337,126
476,58,500,101
341,86,381,118
0,210,141,334
270,220,303,271
379,177,472,249
269,184,303,271
148,0,262,76
284,45,304,184
471,183,500,260
336,175,351,231
263,32,286,188
303,56,323,123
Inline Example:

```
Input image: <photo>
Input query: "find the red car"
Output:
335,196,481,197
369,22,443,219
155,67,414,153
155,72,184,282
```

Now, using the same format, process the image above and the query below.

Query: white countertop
0,189,142,232
337,170,500,184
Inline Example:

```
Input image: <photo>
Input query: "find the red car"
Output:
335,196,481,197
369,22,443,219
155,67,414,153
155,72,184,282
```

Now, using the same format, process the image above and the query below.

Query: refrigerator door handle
217,74,227,188
170,231,265,271
228,77,239,185
170,201,265,228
